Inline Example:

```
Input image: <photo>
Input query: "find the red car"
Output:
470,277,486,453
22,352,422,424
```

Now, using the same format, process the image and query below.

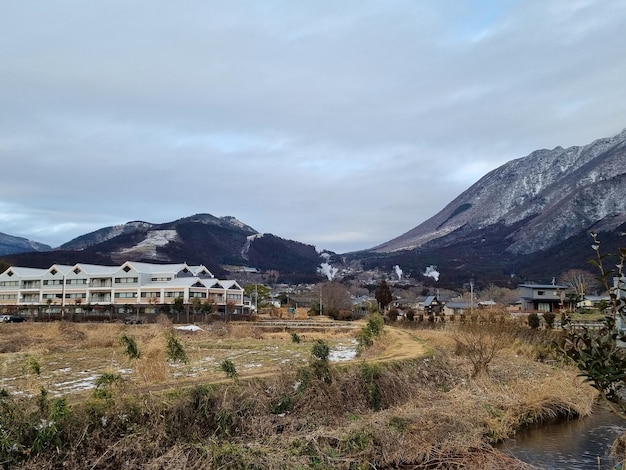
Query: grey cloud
1,1,625,252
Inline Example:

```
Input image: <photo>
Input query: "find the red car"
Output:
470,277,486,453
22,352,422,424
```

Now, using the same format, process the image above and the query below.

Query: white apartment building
0,261,247,321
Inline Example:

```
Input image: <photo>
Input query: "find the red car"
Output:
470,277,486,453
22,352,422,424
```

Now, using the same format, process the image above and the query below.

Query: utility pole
319,286,323,316
470,279,474,316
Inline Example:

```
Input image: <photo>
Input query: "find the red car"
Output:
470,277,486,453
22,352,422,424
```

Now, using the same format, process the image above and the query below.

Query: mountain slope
0,232,51,256
3,213,323,283
374,128,626,255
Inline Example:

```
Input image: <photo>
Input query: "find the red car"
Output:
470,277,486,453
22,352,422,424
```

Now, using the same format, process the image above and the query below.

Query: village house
518,283,567,312
423,294,445,316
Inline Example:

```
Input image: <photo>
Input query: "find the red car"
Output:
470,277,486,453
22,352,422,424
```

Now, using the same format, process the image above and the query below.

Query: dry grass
0,321,362,397
0,319,599,469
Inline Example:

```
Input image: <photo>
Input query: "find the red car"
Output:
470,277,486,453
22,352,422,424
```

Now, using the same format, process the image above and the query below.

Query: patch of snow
116,230,179,259
329,340,358,362
241,233,265,259
175,325,203,332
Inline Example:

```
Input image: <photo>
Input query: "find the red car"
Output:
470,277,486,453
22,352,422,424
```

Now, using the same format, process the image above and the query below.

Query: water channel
498,405,626,469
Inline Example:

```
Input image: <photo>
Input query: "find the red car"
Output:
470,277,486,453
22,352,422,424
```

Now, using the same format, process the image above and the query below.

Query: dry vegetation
0,316,598,469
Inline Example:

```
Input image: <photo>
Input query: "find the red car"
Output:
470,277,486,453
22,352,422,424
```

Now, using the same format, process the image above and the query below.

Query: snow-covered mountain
374,128,626,255
5,213,323,283
0,232,51,256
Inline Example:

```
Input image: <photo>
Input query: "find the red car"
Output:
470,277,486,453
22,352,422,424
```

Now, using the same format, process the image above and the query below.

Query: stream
498,405,626,469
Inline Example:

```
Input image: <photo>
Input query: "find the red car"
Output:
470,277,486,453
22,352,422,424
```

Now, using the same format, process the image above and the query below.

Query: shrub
366,313,385,336
119,334,141,360
453,312,517,377
27,355,41,376
361,363,382,411
357,313,386,355
165,332,189,364
527,313,541,329
310,340,331,383
542,312,556,329
93,372,124,400
356,328,374,353
219,359,238,379
269,394,293,415
214,409,235,437
387,309,399,322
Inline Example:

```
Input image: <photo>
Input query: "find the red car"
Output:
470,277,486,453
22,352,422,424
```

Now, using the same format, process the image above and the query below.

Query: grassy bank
0,319,596,469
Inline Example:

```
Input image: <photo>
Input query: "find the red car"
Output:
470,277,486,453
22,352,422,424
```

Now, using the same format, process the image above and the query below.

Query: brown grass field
0,316,601,469
0,317,378,397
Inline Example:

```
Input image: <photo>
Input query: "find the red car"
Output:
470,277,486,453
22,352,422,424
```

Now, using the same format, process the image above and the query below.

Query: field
0,315,600,469
0,317,383,397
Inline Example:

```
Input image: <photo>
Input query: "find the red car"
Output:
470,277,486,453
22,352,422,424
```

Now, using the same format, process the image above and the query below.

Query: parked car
0,315,26,323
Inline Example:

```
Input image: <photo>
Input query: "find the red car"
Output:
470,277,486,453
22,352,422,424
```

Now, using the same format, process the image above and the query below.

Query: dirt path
363,326,429,362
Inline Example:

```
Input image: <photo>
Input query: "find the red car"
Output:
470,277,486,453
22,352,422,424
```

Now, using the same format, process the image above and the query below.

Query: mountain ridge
2,129,626,287
373,128,626,255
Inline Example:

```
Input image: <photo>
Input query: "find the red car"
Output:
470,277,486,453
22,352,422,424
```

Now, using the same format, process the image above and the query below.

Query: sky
1,1,626,254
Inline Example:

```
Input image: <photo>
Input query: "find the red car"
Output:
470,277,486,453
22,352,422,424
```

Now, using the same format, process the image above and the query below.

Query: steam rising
423,265,440,281
393,265,403,280
318,252,338,280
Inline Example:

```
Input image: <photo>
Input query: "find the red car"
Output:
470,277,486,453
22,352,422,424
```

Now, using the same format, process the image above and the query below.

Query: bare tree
453,308,516,377
314,282,352,317
560,269,600,303
480,284,519,305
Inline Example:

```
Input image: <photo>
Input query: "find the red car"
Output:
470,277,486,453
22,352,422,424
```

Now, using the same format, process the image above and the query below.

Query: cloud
1,1,625,252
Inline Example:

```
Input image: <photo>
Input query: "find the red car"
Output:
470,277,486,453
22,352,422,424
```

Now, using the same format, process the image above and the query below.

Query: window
65,293,87,299
114,292,137,298
0,294,17,300
151,277,171,282
0,281,19,287
22,281,41,289
537,291,545,296
141,292,161,298
227,294,241,301
50,269,57,275
115,277,138,284
67,279,87,285
73,268,81,275
164,291,183,298
123,266,131,273
43,279,63,285
538,303,551,312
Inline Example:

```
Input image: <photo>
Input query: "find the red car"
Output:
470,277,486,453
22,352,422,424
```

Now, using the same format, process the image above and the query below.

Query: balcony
90,281,112,288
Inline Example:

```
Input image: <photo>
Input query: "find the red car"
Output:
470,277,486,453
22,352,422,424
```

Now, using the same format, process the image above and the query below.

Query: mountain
3,129,626,287
0,232,51,256
2,214,323,283
354,128,626,287
58,221,155,250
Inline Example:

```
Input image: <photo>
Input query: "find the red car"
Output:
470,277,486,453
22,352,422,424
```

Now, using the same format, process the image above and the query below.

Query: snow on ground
175,325,203,332
116,229,179,259
328,339,358,362
1,339,358,397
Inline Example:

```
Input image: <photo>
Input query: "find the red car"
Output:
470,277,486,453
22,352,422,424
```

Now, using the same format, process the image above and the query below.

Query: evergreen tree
375,280,393,311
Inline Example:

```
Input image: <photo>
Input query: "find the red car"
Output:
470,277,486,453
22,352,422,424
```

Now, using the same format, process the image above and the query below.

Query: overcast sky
1,1,625,254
